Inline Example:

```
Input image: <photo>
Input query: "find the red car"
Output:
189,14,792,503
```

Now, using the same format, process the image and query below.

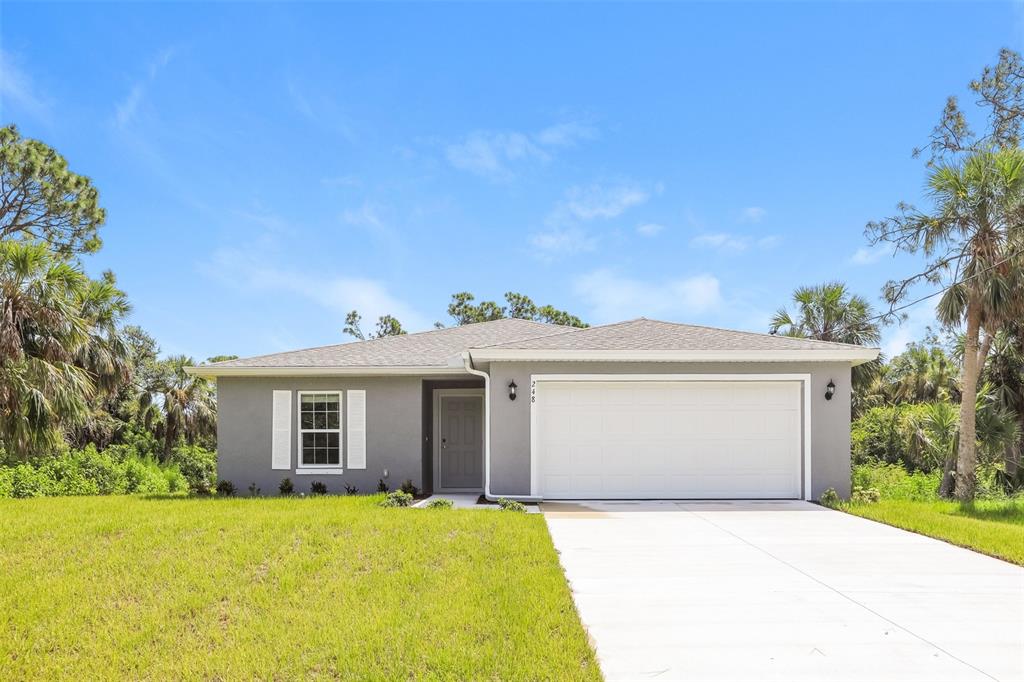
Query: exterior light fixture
508,380,518,401
825,380,836,401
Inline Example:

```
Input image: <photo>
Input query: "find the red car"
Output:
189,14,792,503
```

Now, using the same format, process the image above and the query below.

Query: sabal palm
0,241,92,456
150,355,216,461
888,345,960,404
919,149,1024,499
771,282,882,396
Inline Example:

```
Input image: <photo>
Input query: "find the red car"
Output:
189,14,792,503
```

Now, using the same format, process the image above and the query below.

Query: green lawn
0,495,600,680
840,498,1024,565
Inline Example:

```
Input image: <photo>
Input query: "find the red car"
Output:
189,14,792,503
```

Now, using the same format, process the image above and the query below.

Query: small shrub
851,486,881,504
162,466,188,494
377,478,388,493
11,464,50,498
852,462,940,501
216,480,236,497
247,482,261,497
379,490,413,508
425,497,454,509
819,487,840,508
344,483,359,495
497,497,526,513
279,477,294,495
0,467,13,498
171,444,217,495
310,480,327,495
399,479,419,496
74,445,126,494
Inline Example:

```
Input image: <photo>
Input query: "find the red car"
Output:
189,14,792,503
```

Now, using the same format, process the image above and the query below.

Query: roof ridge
642,318,874,349
472,317,645,349
206,317,561,366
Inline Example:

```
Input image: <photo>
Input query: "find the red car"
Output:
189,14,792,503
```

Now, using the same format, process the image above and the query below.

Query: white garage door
535,380,803,499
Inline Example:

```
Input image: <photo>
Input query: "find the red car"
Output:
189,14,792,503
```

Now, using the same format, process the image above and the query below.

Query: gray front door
438,395,483,490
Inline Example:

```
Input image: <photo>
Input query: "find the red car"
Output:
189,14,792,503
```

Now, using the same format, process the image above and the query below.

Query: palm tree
146,355,216,461
0,241,92,456
872,149,1024,500
984,322,1024,487
770,282,883,397
887,344,960,404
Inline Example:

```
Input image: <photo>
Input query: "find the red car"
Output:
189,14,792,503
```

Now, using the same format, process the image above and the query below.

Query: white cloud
636,223,665,237
554,183,650,222
573,269,722,323
531,182,652,260
446,131,544,178
850,246,889,265
445,121,597,179
529,227,597,260
534,121,598,147
740,206,766,223
206,246,428,330
690,232,779,253
340,201,403,252
0,50,52,121
113,47,176,128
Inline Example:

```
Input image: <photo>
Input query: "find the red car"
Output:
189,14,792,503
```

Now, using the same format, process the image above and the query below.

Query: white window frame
296,390,344,474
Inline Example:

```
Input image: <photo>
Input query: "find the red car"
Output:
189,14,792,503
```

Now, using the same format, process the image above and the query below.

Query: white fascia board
466,348,880,366
184,365,470,378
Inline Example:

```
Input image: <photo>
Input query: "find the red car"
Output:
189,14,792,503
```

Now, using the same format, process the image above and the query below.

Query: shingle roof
207,318,563,368
202,317,874,372
478,318,868,352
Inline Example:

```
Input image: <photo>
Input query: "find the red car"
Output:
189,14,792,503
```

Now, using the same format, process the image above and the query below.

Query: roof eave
184,365,472,378
465,348,881,366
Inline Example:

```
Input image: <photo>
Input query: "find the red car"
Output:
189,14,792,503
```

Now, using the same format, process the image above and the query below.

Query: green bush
498,497,526,513
0,467,13,498
425,498,454,509
852,462,940,501
162,466,188,494
216,480,237,497
379,490,413,508
310,480,328,495
10,464,51,498
171,444,217,495
279,477,294,495
819,488,840,507
399,479,419,496
850,486,881,504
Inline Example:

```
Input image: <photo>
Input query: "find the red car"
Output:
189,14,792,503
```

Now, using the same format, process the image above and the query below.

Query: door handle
441,438,447,449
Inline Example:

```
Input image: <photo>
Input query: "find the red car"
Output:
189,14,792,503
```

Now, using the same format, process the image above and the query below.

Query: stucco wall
217,376,435,495
486,361,853,500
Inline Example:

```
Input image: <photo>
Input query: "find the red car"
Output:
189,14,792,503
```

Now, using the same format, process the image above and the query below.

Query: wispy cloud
0,50,52,122
205,246,428,330
445,121,597,180
573,269,722,323
114,47,176,128
690,232,779,253
636,223,665,237
531,181,652,260
739,206,766,223
340,200,404,253
529,227,597,259
850,245,889,265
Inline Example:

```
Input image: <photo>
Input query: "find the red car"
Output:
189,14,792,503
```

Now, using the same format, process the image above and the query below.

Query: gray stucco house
188,318,879,500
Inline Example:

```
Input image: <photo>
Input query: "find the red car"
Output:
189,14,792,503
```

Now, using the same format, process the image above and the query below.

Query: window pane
301,394,315,407
311,413,324,429
327,432,339,448
302,445,314,465
300,412,314,429
316,448,327,465
326,447,339,465
302,433,314,448
326,412,339,429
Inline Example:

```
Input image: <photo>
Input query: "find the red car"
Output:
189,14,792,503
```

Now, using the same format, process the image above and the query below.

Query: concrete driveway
542,500,1024,682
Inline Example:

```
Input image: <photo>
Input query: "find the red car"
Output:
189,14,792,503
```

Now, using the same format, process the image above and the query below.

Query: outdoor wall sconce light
825,380,836,401
508,380,518,401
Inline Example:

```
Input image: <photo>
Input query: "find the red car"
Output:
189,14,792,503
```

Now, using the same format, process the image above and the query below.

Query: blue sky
1,2,1019,360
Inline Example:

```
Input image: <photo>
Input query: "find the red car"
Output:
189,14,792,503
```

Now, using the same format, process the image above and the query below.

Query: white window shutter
347,390,366,469
271,390,292,470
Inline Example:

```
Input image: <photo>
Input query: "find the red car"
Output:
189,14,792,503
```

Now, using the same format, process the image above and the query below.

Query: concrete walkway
542,500,1024,682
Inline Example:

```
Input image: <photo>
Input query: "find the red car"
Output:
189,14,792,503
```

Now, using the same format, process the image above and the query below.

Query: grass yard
841,498,1024,565
0,495,600,681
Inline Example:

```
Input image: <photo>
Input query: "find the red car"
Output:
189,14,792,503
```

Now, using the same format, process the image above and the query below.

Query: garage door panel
537,381,802,499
